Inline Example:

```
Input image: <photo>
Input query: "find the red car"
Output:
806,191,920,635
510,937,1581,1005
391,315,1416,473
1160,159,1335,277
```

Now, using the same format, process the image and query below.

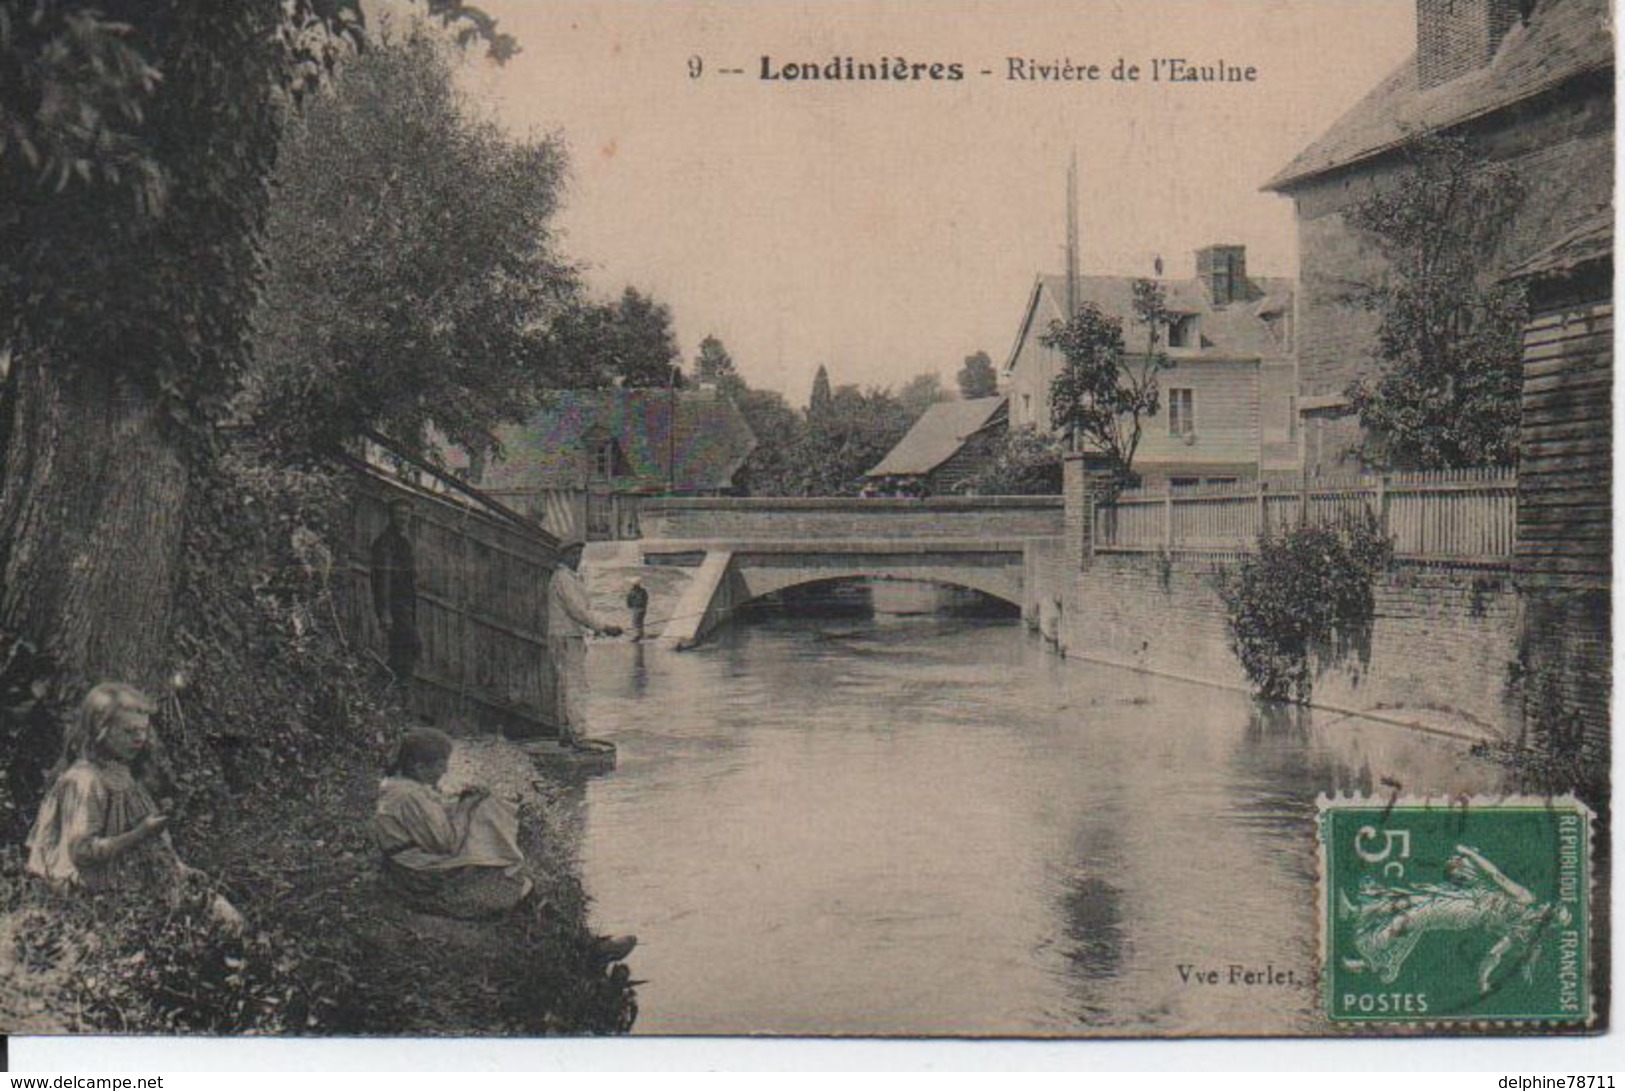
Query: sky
458,1,1416,403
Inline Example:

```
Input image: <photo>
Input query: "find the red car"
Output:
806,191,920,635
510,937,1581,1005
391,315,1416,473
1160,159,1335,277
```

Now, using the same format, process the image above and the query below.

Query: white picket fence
1094,467,1517,562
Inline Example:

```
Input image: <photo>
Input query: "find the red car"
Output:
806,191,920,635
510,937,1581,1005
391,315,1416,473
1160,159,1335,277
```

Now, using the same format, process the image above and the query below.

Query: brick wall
1062,455,1088,570
1417,0,1521,90
1022,536,1070,637
1036,550,1522,738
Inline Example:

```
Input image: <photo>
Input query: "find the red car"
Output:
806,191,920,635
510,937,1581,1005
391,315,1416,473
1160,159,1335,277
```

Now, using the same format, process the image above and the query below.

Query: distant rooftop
866,396,1007,477
1006,271,1294,375
478,387,757,494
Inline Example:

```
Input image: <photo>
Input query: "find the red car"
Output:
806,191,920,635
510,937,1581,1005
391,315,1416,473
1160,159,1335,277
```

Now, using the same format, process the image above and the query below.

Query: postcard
0,0,1612,1059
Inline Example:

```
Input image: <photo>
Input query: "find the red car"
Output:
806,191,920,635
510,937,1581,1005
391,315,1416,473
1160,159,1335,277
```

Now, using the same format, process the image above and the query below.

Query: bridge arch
730,557,1024,611
633,526,1053,650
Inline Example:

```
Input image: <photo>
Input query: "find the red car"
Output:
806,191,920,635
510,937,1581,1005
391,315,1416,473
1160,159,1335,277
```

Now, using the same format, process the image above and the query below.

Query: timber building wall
1514,279,1612,756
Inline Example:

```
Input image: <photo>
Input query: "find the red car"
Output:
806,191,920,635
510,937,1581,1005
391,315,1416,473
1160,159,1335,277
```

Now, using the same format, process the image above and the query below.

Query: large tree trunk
0,352,190,696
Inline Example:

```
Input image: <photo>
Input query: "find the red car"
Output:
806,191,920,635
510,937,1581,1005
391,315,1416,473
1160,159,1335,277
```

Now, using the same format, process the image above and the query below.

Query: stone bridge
636,497,1065,646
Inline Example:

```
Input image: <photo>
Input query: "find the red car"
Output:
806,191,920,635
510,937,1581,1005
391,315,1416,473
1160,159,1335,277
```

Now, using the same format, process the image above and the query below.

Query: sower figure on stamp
625,578,649,643
371,498,421,688
547,540,620,748
1339,843,1568,994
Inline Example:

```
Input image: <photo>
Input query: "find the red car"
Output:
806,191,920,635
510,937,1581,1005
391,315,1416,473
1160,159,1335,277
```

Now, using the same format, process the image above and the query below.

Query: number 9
688,55,703,79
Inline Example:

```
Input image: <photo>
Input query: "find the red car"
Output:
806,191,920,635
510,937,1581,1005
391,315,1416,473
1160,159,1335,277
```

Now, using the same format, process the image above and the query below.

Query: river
567,599,1508,1037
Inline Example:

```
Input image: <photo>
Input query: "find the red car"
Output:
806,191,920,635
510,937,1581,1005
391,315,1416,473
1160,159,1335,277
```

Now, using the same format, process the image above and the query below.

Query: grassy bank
0,711,636,1035
0,446,636,1035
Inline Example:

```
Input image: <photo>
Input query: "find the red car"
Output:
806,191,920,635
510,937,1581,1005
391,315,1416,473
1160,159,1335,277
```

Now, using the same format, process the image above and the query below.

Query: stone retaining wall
1035,550,1522,739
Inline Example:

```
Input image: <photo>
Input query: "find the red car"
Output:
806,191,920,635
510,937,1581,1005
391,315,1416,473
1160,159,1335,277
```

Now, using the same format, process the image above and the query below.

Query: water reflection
575,606,1508,1036
629,640,648,697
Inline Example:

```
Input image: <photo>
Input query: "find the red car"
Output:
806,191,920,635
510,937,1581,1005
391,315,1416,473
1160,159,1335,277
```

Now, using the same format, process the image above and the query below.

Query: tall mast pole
1065,148,1080,318
1065,150,1081,454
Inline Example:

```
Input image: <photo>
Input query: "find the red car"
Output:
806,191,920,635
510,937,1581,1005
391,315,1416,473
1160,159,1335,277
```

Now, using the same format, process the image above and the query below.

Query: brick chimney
1196,244,1248,307
1416,0,1525,91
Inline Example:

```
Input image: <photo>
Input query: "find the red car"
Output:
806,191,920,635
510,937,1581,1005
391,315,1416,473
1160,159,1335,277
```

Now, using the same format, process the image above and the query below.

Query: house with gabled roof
864,395,1009,495
1263,0,1613,476
1003,245,1296,489
462,386,757,540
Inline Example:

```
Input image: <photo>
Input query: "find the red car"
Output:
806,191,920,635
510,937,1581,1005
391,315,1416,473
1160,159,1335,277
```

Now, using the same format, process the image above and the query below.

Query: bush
1220,514,1393,703
0,852,354,1034
0,635,72,845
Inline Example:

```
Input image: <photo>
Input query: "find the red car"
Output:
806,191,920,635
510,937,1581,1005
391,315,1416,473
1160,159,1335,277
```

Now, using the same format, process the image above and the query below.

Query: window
1204,476,1238,489
1167,314,1199,349
1169,476,1201,491
1287,395,1298,442
1021,392,1032,421
591,437,620,480
1167,388,1195,437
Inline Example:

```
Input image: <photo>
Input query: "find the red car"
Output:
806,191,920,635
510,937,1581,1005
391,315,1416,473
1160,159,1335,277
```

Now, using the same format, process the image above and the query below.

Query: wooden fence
344,461,564,738
1094,467,1517,562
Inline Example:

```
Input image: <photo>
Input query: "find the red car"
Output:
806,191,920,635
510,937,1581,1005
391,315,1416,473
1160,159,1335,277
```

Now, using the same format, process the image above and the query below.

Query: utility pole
668,362,678,494
1066,150,1081,453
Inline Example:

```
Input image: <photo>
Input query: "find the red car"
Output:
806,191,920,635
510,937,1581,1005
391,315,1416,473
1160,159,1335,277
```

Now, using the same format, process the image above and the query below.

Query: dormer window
593,439,616,479
584,429,625,481
1168,313,1200,349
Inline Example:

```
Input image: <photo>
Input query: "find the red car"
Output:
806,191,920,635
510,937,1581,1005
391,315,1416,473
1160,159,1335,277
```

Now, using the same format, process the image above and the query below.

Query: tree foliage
1343,134,1527,470
0,1,512,447
792,381,914,496
808,364,834,425
247,26,575,461
0,3,518,708
956,427,1063,496
897,372,952,420
692,334,740,392
1043,278,1171,486
544,286,682,391
732,388,806,496
957,351,998,399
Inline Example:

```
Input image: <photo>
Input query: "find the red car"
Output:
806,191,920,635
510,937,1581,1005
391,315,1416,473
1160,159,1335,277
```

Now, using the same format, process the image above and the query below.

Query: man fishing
625,578,650,642
547,540,621,748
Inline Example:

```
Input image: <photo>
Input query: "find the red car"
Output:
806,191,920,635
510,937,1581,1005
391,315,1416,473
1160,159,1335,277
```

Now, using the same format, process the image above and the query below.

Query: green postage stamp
1319,795,1592,1025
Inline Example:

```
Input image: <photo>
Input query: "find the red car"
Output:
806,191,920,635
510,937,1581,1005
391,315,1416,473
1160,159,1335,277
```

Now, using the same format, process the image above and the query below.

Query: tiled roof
1006,273,1295,374
1266,0,1613,191
865,396,1008,477
479,387,757,493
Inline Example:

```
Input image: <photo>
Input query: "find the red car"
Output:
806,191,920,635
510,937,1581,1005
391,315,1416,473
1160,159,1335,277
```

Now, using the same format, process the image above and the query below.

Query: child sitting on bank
26,682,243,929
372,728,637,960
372,727,536,920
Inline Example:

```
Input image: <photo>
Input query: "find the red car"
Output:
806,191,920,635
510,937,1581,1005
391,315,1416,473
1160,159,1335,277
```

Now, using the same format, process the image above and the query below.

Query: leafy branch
1342,133,1527,469
1043,277,1172,488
